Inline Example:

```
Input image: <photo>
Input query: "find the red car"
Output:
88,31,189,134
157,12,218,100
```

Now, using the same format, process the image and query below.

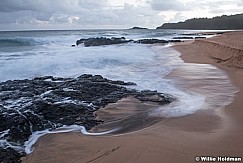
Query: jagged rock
195,37,206,39
134,90,173,104
0,74,174,162
0,148,23,163
76,37,182,47
76,37,131,46
134,39,169,44
168,40,182,43
173,37,194,39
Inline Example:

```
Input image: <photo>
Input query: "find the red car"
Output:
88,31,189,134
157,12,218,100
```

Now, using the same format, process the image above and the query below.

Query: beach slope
23,31,243,163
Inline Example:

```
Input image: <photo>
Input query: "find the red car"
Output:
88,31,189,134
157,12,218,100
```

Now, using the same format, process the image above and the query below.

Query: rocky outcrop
76,37,131,47
173,36,206,39
134,39,169,44
0,148,22,163
195,37,206,39
173,37,194,39
130,27,148,30
0,74,174,162
76,37,181,46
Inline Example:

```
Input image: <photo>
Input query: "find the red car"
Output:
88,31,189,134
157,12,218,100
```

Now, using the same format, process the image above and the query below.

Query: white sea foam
24,125,119,154
150,46,238,117
0,30,238,154
0,35,235,117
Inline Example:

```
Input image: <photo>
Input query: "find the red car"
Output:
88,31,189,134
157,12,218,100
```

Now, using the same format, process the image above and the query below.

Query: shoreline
173,32,243,132
22,31,243,163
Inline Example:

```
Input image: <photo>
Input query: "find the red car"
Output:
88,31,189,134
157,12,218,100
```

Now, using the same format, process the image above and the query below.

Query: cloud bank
0,0,242,30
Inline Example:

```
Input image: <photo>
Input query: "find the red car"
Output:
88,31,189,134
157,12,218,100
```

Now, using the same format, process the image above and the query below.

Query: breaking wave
0,38,39,47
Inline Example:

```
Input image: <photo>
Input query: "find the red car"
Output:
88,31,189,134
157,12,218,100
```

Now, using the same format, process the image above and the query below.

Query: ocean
0,29,238,154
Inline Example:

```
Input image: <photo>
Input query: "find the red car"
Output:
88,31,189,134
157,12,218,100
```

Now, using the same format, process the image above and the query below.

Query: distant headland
130,26,148,30
156,13,243,30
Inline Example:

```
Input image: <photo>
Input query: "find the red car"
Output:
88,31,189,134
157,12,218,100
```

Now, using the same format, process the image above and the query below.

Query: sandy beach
22,31,243,163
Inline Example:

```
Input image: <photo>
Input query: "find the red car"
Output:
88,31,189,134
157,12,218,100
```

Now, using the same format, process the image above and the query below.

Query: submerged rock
173,36,194,39
76,37,132,47
76,37,181,47
134,39,169,44
0,74,174,162
195,36,207,39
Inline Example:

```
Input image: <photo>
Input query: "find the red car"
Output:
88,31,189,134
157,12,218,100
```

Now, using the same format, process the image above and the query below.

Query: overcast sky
0,0,242,30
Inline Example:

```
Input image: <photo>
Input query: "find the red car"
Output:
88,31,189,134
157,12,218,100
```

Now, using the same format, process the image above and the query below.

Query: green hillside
157,13,243,30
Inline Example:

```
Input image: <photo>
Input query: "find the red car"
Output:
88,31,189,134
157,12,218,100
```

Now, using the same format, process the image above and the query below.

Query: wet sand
22,31,243,163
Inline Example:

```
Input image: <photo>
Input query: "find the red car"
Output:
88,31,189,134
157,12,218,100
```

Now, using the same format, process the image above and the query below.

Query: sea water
0,29,238,153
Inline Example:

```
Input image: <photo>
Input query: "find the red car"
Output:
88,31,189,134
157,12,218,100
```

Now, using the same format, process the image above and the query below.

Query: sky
0,0,243,30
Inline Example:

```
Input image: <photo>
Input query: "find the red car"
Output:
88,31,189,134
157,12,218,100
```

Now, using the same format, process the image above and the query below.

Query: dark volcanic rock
134,39,169,44
76,37,131,47
0,148,23,163
173,37,194,39
130,26,148,30
76,38,87,46
0,74,174,162
173,36,206,40
134,90,172,104
195,36,206,39
76,37,182,47
168,40,182,43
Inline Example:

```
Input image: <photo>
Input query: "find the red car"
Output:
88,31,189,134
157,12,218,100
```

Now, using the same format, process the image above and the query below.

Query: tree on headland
156,13,243,30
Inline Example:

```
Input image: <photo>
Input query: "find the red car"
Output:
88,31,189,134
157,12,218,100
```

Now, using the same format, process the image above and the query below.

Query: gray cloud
188,0,243,16
209,8,243,14
0,0,58,12
149,0,242,14
187,0,241,11
149,0,188,11
0,0,110,25
0,0,109,12
109,3,164,27
0,0,164,29
169,12,187,23
0,0,242,30
238,0,243,5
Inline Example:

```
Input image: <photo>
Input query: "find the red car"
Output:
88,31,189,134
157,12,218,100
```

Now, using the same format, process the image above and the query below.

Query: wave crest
0,38,39,47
